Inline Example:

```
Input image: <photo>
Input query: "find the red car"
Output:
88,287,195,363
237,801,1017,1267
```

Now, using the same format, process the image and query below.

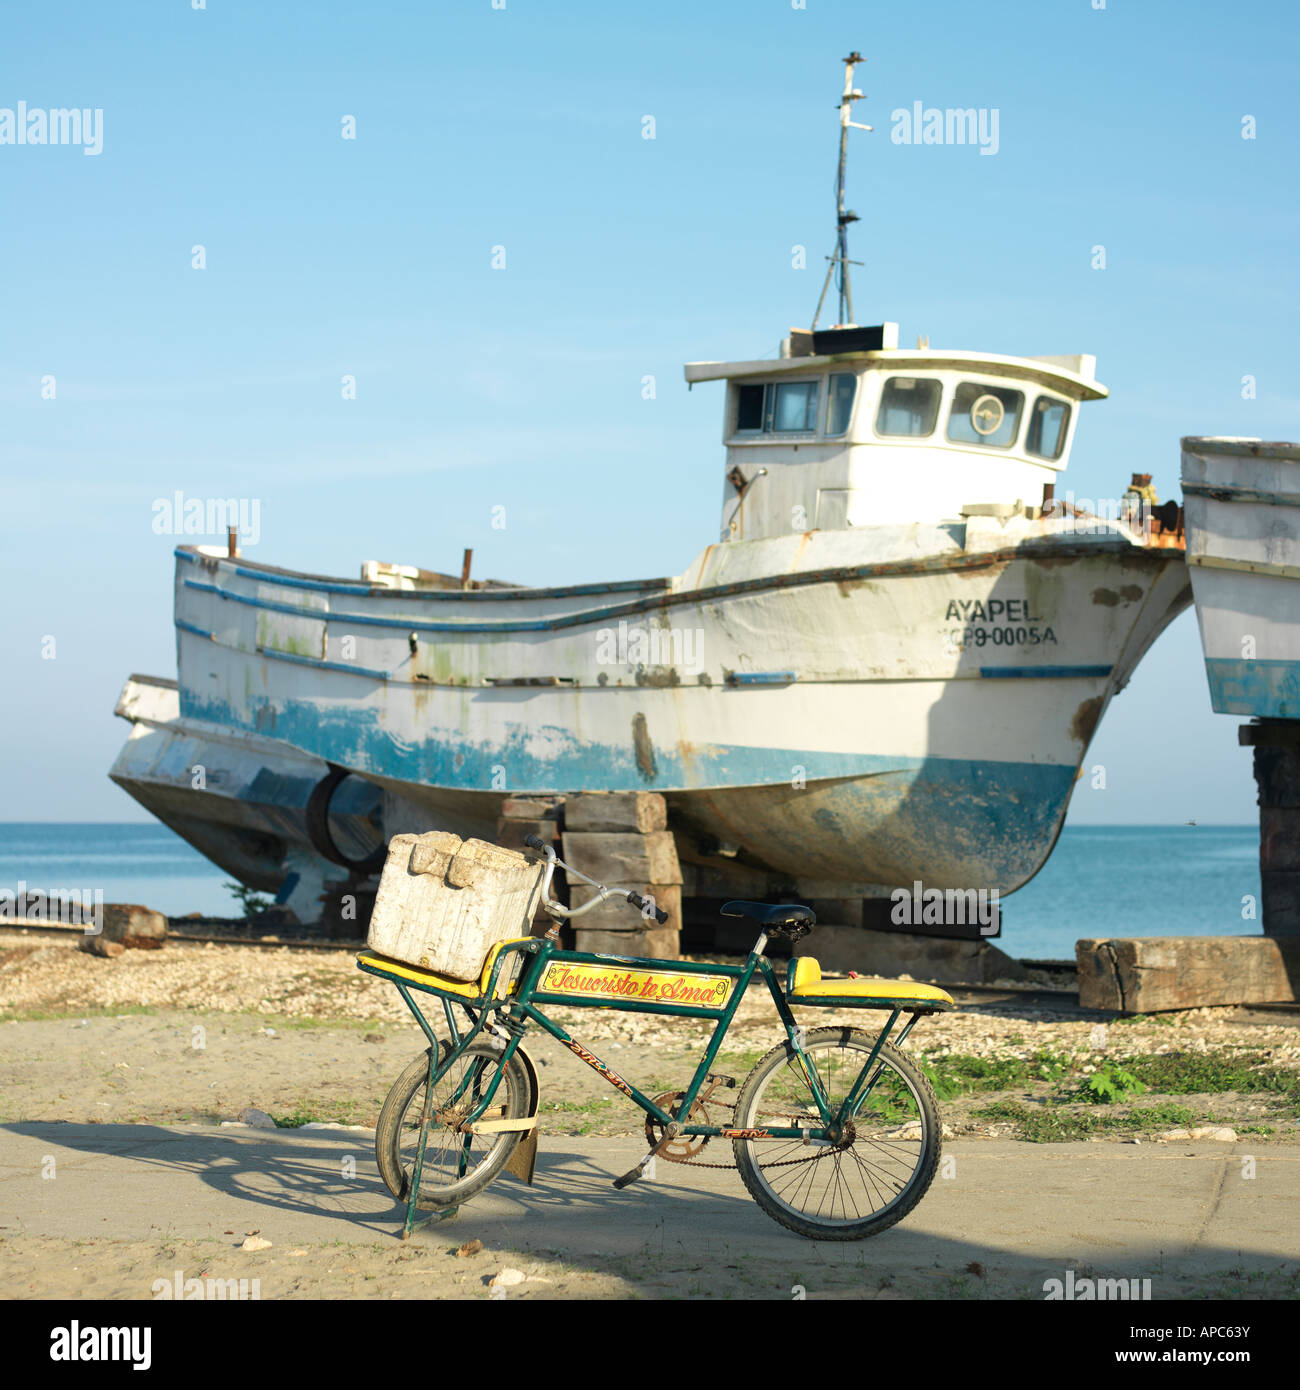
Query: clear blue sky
2,0,1296,823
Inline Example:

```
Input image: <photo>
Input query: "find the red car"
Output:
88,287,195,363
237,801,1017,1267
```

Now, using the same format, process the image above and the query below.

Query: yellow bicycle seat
787,957,954,1011
357,937,534,1001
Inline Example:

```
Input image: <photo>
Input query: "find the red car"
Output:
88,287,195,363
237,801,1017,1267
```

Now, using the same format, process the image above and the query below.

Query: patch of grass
922,1049,1073,1100
973,1101,1108,1142
1074,1064,1148,1104
269,1097,380,1128
1120,1049,1300,1103
973,1099,1218,1143
541,1098,615,1115
1134,1102,1196,1127
719,1048,767,1075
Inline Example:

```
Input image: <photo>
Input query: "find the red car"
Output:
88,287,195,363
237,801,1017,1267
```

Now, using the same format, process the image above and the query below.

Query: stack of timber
1245,719,1300,936
561,792,682,958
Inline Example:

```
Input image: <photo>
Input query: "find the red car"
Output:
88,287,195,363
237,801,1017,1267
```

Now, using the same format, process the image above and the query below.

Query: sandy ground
2,933,1298,1300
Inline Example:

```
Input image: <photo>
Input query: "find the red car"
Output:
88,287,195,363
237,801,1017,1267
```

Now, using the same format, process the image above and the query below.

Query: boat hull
1182,438,1300,719
110,676,385,921
166,524,1189,895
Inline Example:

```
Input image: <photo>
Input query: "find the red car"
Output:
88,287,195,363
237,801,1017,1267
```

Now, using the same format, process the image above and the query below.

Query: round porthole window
970,393,1004,436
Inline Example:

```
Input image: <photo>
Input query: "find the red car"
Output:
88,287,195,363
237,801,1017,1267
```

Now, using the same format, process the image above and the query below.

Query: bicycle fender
503,1040,541,1185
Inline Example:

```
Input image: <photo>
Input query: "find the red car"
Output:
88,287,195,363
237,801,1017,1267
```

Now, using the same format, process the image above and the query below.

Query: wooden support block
1076,936,1300,1013
102,903,168,948
796,927,1027,984
569,883,682,933
1253,742,1300,807
563,792,667,834
1261,872,1300,937
1260,808,1300,871
561,831,681,885
500,797,561,821
572,926,680,959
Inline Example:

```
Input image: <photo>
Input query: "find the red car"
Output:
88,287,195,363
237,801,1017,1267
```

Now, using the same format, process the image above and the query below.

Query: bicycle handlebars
522,835,670,925
626,890,671,925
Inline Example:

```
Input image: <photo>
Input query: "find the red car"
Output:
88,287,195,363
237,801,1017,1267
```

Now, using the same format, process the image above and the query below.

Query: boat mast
811,51,872,330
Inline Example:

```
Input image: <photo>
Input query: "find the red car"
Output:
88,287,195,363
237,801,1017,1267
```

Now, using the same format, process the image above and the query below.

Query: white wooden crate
366,831,545,981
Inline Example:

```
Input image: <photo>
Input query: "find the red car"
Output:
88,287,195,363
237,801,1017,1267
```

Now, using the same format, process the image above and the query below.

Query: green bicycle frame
358,935,928,1142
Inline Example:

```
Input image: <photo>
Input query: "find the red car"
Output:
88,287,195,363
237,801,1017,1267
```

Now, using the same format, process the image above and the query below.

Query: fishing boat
112,54,1190,924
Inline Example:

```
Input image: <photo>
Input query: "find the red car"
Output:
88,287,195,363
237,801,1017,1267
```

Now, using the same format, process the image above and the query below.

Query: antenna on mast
811,52,872,331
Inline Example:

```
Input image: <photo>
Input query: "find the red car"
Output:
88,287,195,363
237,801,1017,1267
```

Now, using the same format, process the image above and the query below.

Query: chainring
645,1089,729,1161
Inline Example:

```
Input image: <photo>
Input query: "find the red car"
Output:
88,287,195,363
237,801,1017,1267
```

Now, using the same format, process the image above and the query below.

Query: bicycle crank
644,1075,736,1162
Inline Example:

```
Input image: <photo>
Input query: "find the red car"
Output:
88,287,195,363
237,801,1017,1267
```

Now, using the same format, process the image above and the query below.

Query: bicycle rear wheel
375,1042,530,1209
732,1027,940,1240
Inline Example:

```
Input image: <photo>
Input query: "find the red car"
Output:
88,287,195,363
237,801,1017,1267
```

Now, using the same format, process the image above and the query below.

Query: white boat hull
166,520,1189,895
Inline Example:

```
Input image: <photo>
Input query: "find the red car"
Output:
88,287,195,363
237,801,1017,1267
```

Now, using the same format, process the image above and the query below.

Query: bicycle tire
375,1041,530,1209
732,1026,941,1241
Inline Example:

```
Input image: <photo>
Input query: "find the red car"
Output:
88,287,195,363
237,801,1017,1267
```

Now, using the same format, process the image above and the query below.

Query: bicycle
357,835,955,1241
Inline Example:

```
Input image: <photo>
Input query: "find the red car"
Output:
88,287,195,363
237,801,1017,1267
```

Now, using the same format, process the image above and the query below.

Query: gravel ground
3,934,1298,1065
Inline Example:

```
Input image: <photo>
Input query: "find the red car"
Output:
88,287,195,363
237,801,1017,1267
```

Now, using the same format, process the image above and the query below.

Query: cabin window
771,380,819,432
735,383,765,432
875,376,942,437
1026,395,1071,460
946,381,1023,449
732,380,820,435
825,373,857,435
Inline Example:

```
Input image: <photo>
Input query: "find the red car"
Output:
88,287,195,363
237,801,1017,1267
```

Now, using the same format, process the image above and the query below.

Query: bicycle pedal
612,1162,647,1191
705,1073,737,1088
613,1126,678,1189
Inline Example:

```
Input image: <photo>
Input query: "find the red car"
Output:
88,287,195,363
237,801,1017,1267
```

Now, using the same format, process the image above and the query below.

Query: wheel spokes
744,1043,927,1225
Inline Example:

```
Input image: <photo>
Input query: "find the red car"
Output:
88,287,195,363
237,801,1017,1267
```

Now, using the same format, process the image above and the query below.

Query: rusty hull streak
634,668,681,688
632,712,657,779
1070,695,1105,745
1091,582,1147,607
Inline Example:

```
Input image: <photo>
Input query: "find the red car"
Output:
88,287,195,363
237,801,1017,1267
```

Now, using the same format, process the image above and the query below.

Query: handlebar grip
626,891,670,925
523,834,548,852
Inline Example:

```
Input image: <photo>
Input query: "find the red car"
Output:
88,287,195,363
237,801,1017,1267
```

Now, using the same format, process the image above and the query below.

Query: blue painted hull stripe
980,665,1112,679
179,688,1080,804
183,577,560,633
256,647,393,680
177,616,390,678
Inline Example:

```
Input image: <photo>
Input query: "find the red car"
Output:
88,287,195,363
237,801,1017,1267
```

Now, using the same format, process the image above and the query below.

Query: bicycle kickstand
612,1124,681,1191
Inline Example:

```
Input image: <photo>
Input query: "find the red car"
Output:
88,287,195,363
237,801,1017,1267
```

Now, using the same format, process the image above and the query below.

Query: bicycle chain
645,1085,849,1171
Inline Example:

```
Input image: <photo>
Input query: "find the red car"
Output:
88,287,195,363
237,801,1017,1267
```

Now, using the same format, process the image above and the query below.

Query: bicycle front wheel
375,1042,530,1209
732,1027,940,1240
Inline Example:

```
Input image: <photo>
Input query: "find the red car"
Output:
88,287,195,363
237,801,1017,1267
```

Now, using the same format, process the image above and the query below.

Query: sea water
0,821,1263,960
